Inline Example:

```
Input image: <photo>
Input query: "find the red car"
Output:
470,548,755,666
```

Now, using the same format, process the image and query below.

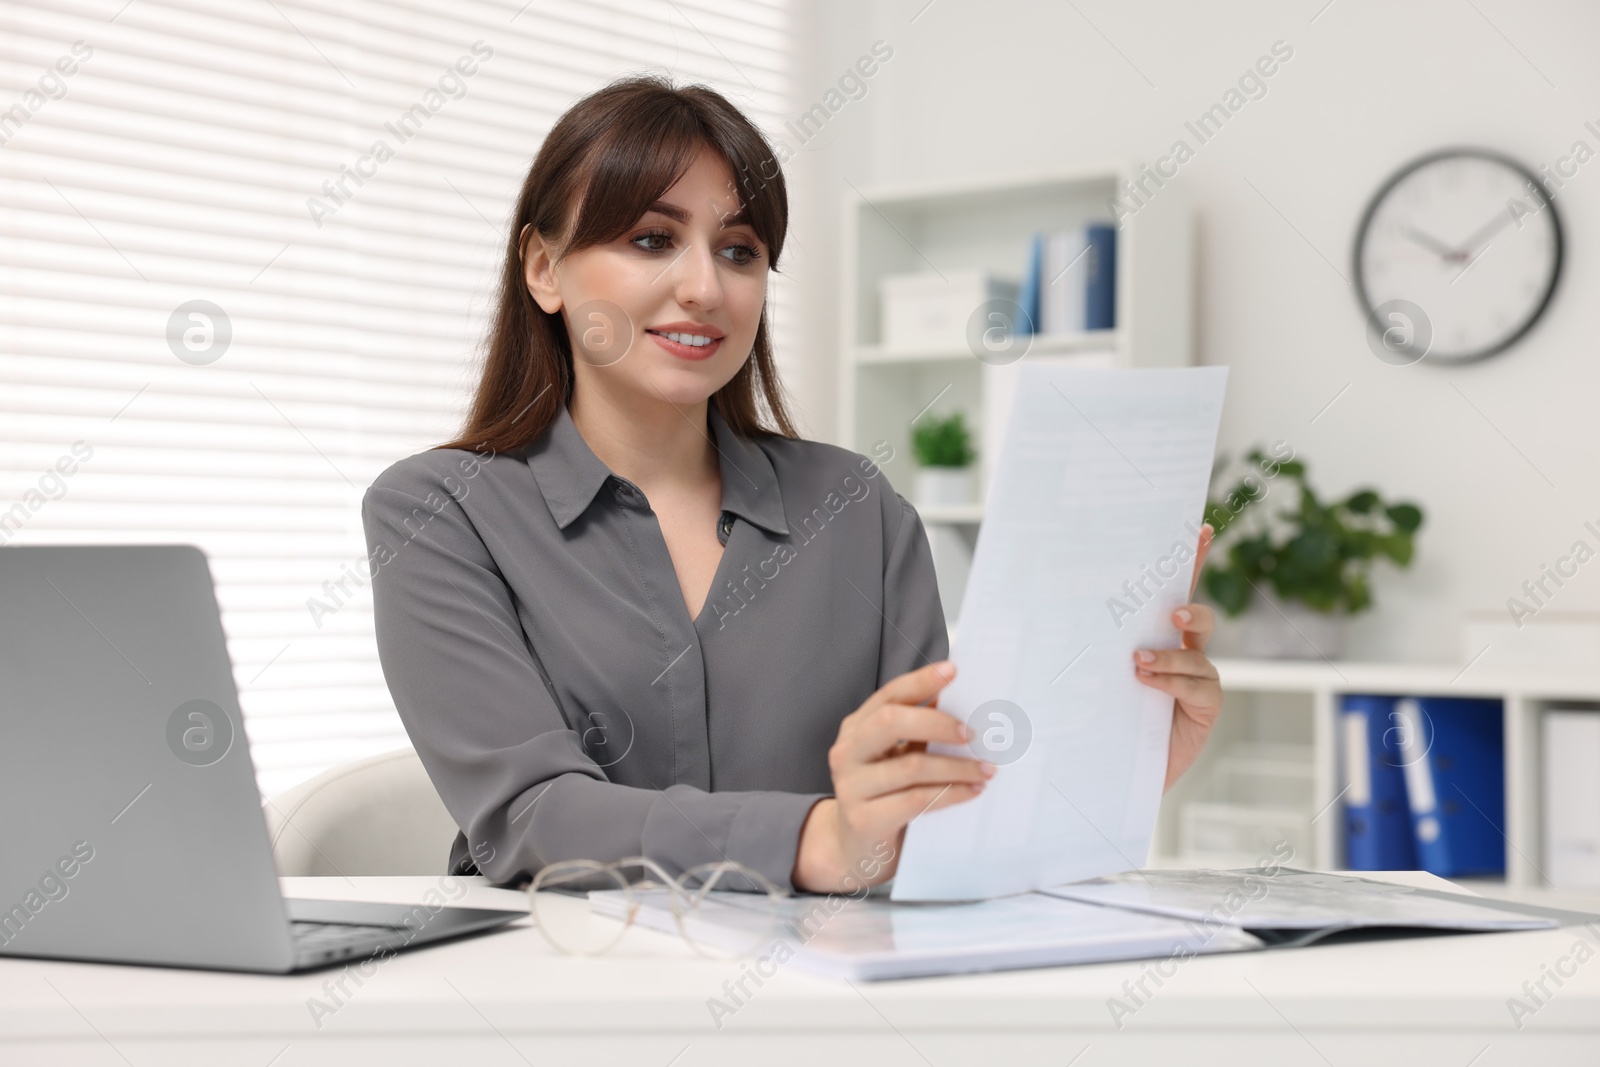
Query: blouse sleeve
876,492,952,687
361,478,826,892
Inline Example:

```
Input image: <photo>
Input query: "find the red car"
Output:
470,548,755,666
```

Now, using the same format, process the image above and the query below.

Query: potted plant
912,411,978,507
1200,446,1424,659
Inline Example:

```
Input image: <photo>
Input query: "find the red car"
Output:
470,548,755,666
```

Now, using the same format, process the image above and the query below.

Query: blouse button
719,514,734,539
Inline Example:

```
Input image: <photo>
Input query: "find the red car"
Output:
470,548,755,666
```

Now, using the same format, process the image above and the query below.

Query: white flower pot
915,466,976,507
1239,601,1347,660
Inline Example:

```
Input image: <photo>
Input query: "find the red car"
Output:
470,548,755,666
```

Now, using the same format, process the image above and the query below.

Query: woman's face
525,146,771,409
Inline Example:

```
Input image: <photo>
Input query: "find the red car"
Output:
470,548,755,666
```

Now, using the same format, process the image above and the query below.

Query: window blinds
0,0,796,797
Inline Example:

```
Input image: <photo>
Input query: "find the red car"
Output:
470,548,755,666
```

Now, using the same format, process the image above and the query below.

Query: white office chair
263,747,462,877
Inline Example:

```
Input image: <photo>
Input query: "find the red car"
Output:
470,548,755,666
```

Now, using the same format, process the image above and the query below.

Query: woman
362,74,1222,895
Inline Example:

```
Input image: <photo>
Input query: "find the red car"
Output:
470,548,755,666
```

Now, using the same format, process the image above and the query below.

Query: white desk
2,872,1597,1065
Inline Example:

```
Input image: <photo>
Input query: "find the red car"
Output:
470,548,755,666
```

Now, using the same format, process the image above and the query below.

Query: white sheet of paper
891,365,1229,902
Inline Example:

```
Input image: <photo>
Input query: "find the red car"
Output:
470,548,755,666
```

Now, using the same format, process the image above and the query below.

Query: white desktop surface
2,872,1596,1066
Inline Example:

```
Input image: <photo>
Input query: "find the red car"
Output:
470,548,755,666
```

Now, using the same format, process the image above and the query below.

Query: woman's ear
521,224,563,314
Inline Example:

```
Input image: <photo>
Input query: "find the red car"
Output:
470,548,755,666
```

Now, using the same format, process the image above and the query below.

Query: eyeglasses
527,855,787,960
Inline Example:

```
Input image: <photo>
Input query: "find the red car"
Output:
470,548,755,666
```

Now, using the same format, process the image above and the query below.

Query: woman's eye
631,231,671,253
720,243,762,267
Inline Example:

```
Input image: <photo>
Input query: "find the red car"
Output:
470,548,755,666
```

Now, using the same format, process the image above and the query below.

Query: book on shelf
1018,222,1117,336
1337,694,1506,878
1392,697,1506,878
1339,695,1420,871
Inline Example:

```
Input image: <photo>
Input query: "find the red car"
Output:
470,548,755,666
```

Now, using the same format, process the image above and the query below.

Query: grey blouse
361,401,949,891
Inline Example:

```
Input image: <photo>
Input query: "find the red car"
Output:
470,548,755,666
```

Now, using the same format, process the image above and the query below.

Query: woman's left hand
1133,523,1223,791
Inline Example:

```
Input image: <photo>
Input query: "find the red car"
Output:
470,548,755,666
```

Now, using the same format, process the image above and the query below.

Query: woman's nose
670,243,723,309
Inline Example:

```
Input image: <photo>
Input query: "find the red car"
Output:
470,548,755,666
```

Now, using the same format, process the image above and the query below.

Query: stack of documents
588,879,1260,981
586,868,1578,982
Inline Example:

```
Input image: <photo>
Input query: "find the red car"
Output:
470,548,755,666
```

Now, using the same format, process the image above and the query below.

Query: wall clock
1353,147,1562,365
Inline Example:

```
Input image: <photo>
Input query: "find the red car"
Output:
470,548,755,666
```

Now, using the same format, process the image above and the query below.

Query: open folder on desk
892,365,1230,902
1042,867,1579,946
587,868,1582,982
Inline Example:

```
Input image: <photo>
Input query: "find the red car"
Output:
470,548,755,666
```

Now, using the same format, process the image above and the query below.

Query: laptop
0,544,521,973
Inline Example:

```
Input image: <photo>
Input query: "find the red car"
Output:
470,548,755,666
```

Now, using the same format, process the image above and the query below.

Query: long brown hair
436,74,799,454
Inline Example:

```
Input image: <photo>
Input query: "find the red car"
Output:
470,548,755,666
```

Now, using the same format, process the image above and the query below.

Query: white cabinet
1164,658,1600,889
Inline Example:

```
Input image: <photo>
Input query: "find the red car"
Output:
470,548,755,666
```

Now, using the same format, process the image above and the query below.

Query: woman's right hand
791,659,994,894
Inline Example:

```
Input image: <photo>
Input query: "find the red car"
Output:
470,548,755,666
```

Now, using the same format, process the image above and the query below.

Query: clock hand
1452,205,1519,260
1450,243,1493,285
1401,225,1465,262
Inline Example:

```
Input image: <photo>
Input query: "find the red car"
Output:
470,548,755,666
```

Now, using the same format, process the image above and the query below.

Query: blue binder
1016,231,1042,336
1392,697,1505,878
1339,695,1418,870
1083,223,1117,330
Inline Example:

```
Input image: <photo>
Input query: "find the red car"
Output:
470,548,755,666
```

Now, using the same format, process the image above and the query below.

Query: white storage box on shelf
1544,706,1600,889
877,270,1020,352
1179,743,1315,866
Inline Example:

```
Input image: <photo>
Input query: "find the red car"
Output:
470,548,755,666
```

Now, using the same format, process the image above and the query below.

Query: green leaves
1197,448,1424,619
1202,566,1252,616
1346,572,1371,613
1246,446,1303,479
1386,503,1423,532
912,412,976,468
1344,489,1380,514
1376,533,1413,566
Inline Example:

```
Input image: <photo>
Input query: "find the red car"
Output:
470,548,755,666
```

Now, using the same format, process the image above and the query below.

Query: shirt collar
711,404,790,538
526,401,789,537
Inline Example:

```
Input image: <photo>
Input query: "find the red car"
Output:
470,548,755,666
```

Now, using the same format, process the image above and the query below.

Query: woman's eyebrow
645,200,751,228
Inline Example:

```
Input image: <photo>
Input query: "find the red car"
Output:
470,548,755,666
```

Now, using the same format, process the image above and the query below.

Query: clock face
1354,149,1562,364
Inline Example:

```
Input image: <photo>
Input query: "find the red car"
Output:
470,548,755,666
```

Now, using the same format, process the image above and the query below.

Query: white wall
785,0,1600,663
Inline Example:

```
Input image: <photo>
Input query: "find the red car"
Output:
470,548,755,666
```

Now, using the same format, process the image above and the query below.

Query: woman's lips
647,329,721,361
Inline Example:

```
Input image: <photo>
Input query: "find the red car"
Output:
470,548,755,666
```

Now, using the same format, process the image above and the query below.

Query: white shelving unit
1150,657,1600,889
837,164,1193,620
